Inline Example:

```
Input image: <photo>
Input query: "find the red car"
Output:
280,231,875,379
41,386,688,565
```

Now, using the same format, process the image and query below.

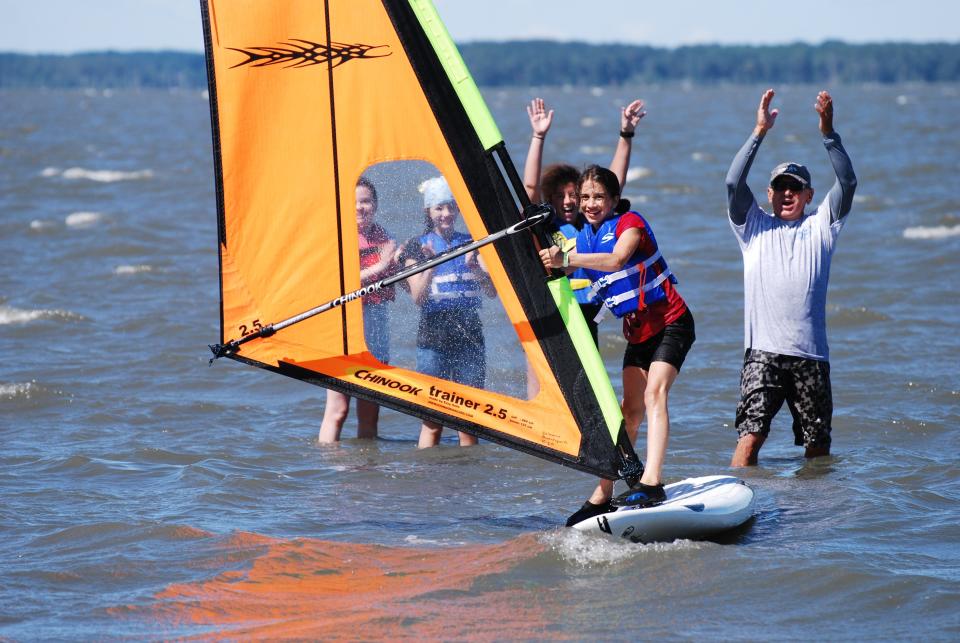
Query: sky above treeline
3,0,958,54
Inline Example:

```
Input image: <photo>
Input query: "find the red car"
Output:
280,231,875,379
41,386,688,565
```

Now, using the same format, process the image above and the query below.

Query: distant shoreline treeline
1,41,959,89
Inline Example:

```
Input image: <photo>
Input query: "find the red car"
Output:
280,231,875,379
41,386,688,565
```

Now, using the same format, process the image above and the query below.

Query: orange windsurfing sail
201,0,641,480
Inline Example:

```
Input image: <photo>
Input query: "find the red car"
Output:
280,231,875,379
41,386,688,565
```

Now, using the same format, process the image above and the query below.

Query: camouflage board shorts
735,348,832,449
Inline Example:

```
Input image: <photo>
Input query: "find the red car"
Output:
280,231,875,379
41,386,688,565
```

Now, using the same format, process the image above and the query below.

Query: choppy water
1,83,959,640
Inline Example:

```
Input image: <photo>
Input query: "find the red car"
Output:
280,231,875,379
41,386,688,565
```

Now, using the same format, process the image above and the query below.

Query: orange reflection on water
147,531,559,639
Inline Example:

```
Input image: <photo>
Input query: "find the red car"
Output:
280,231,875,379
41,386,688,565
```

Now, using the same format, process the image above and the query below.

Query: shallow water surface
1,84,959,639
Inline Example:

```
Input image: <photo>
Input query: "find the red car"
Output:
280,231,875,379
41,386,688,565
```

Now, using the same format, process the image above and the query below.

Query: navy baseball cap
769,162,812,188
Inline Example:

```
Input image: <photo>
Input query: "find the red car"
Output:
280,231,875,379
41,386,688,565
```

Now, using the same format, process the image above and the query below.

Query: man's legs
731,432,767,466
732,350,784,466
784,358,833,459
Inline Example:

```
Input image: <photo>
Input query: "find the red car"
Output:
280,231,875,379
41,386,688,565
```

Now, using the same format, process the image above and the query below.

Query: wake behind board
572,475,755,543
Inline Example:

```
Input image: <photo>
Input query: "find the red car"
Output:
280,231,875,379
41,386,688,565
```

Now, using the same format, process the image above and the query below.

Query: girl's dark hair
541,163,579,201
542,163,584,227
578,165,630,214
356,176,378,207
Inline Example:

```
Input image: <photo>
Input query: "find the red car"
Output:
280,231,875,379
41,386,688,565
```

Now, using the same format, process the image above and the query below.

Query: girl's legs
621,365,649,439
359,301,388,440
571,313,692,522
416,345,444,448
637,360,679,486
583,359,678,502
417,424,477,448
319,390,350,443
586,479,615,505
450,332,481,447
418,420,443,448
355,399,381,439
585,365,648,505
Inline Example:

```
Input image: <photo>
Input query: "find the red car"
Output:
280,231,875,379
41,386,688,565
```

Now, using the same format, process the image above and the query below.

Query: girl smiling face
578,179,617,228
551,181,579,225
427,201,459,239
355,183,377,233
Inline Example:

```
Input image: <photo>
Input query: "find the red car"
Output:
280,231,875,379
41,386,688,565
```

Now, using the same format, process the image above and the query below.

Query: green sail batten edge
547,278,623,443
407,0,502,150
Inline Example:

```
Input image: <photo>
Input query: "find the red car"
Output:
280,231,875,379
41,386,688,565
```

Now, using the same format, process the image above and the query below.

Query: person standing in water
319,177,396,443
725,89,857,466
540,165,695,526
401,176,495,448
523,97,645,344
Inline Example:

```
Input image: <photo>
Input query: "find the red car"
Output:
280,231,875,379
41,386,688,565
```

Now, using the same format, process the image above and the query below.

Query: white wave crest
114,264,154,275
625,167,652,183
0,382,37,399
902,224,960,240
580,117,598,128
30,219,57,231
65,212,102,227
0,306,46,324
578,145,608,155
402,534,467,547
853,194,889,205
53,167,154,182
0,305,83,325
542,529,702,566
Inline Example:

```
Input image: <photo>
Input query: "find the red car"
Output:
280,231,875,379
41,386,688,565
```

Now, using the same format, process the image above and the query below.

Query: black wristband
619,130,635,139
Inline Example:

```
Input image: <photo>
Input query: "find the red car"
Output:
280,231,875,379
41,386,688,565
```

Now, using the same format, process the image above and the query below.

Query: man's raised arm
726,89,778,225
816,91,857,223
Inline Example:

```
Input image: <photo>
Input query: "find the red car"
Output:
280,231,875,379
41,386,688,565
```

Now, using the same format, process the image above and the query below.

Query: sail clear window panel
356,160,532,401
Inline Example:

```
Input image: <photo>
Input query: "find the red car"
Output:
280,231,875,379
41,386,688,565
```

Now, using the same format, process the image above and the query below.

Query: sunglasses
771,177,807,192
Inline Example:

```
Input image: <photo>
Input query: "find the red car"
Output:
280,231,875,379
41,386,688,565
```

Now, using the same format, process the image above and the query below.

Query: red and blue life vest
358,223,395,305
419,231,483,313
576,212,677,318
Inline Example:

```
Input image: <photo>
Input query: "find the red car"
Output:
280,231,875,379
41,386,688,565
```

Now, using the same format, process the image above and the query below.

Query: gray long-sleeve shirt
725,131,857,361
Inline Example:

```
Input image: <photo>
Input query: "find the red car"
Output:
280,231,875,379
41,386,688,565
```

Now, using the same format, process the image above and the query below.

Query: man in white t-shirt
725,89,857,466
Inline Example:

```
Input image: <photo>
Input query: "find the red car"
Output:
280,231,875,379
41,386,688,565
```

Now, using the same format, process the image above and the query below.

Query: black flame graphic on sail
228,38,391,69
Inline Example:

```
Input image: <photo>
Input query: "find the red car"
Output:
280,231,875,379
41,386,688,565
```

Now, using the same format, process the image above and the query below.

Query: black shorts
622,308,695,371
735,348,832,449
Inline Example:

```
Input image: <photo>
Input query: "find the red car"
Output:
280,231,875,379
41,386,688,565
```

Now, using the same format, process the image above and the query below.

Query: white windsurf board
571,475,755,543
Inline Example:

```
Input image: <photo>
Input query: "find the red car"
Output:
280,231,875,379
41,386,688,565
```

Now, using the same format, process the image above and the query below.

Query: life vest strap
432,272,478,284
601,268,673,309
589,250,663,297
430,271,482,300
430,290,484,300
